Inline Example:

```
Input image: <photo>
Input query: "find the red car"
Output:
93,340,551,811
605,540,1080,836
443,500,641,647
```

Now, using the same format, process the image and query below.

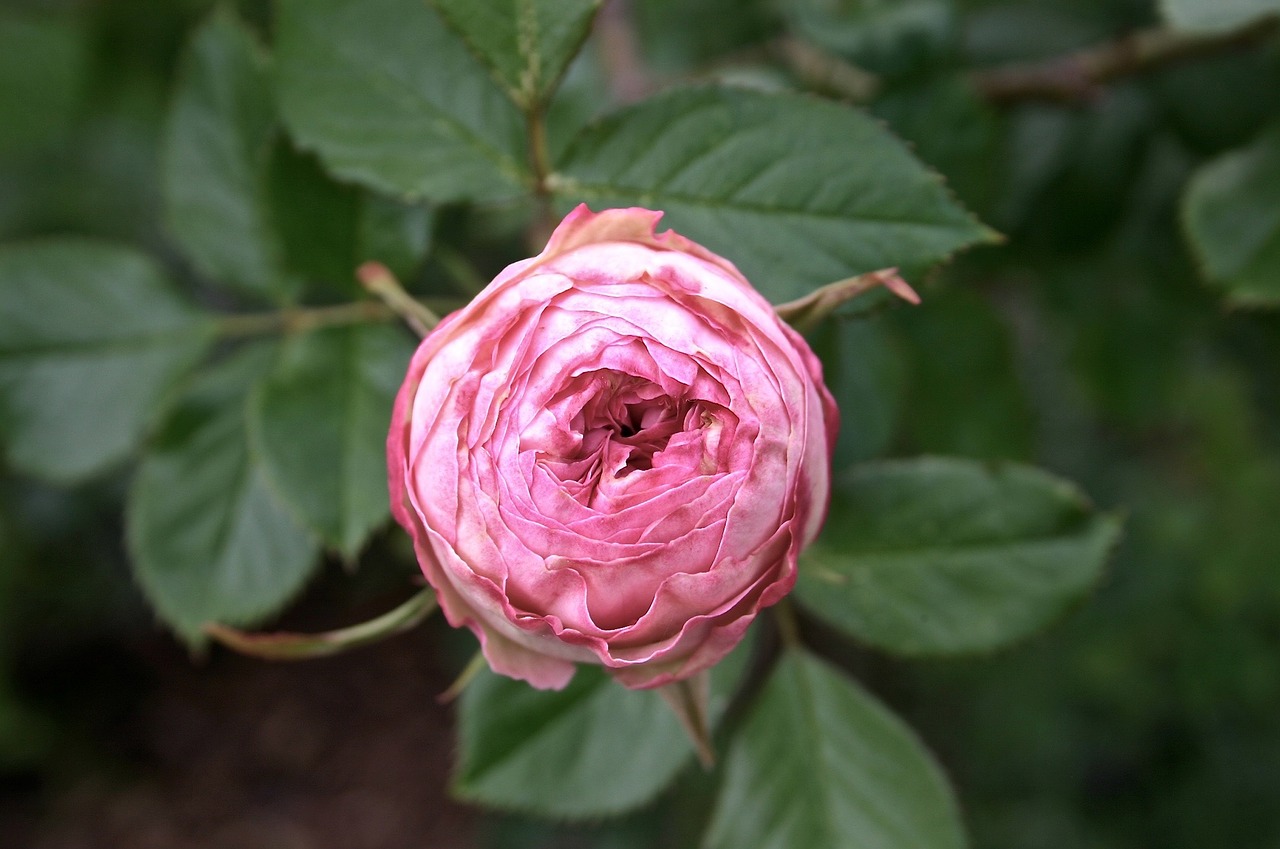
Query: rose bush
388,205,837,689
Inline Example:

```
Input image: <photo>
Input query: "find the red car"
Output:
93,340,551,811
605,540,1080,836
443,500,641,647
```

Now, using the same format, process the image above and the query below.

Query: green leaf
702,650,965,849
0,12,88,156
249,324,414,557
553,87,995,303
265,141,360,291
127,344,321,638
455,644,749,818
265,143,435,295
796,457,1123,656
454,666,694,817
1161,0,1280,31
357,195,434,283
429,0,603,110
872,76,1002,217
162,11,293,302
0,241,215,482
1183,125,1280,306
275,0,530,203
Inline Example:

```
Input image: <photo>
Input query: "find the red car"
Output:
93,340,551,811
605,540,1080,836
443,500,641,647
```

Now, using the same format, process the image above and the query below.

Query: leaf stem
525,102,557,250
527,103,554,196
215,299,395,339
204,589,438,661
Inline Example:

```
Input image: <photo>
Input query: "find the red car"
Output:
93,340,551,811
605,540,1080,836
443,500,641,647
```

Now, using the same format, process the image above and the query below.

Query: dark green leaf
127,344,321,638
249,324,414,557
783,0,955,76
275,0,530,203
872,76,1002,217
554,86,995,303
0,12,87,156
455,666,693,817
266,143,435,295
162,11,293,302
357,195,434,282
1183,125,1280,306
1161,0,1280,31
0,241,214,482
266,141,360,291
455,643,748,818
702,651,965,849
796,457,1122,655
429,0,603,109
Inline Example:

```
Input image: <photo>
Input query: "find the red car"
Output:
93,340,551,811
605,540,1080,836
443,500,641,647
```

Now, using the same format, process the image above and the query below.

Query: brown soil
2,623,477,849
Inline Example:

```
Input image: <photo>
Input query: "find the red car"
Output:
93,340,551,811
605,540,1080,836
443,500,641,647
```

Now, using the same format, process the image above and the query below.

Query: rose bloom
388,206,837,690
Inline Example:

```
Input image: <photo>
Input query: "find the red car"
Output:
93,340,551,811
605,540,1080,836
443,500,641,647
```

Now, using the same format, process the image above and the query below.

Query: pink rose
388,206,837,690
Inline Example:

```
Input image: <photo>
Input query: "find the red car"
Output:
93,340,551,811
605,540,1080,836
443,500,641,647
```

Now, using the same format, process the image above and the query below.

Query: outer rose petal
388,205,836,690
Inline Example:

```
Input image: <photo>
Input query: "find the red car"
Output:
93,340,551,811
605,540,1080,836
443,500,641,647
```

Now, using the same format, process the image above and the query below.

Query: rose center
530,367,732,510
572,375,684,478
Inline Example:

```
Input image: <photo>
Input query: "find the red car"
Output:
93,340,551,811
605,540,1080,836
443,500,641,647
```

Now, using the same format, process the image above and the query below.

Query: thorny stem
973,15,1280,104
596,0,653,103
768,16,1278,106
772,36,880,102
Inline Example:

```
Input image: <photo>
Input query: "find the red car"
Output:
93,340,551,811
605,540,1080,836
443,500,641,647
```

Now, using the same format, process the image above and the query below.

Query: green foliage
127,344,321,638
0,241,215,482
554,86,997,302
1182,124,1280,305
872,76,1004,217
0,11,87,157
703,651,965,849
275,0,530,203
890,288,1036,459
162,11,292,303
782,0,957,76
809,318,905,466
456,667,696,817
249,325,414,557
20,0,1280,845
1161,0,1280,31
456,642,749,818
429,0,604,110
797,458,1121,655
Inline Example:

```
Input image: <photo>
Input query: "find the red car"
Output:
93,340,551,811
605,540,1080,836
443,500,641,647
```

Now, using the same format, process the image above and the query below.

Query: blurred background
2,0,1279,847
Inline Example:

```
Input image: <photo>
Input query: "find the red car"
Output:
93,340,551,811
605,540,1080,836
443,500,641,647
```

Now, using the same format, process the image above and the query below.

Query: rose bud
388,205,837,690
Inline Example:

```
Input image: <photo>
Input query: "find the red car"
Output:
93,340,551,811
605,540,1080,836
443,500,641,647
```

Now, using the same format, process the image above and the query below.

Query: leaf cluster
14,0,1280,846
